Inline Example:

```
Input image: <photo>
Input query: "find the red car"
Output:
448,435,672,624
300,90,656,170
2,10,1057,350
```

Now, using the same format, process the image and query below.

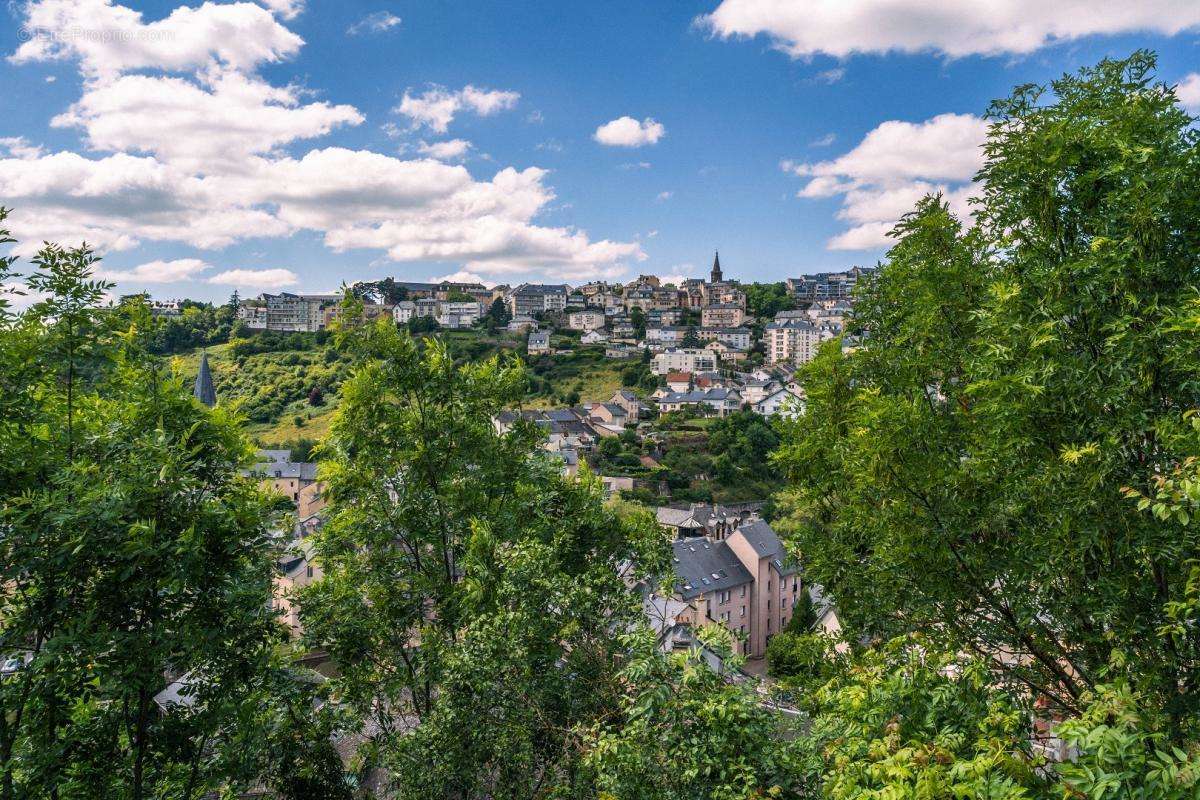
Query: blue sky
1,0,1198,302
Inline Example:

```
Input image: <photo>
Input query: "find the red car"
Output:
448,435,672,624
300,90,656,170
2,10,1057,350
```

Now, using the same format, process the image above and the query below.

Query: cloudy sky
1,0,1198,301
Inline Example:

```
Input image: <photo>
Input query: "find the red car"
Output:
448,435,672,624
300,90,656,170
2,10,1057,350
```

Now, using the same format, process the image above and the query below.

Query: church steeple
194,351,216,407
710,250,723,284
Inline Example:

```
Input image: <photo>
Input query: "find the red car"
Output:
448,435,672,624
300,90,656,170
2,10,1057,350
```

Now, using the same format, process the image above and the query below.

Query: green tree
744,282,795,320
795,638,1046,800
0,224,291,798
299,306,666,797
629,307,647,339
774,52,1200,728
585,627,802,800
706,411,781,493
407,314,440,334
1056,678,1200,799
485,297,511,331
681,326,700,349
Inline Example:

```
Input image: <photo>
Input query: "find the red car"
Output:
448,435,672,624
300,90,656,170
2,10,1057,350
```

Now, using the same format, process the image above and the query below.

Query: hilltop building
237,292,343,332
786,267,874,303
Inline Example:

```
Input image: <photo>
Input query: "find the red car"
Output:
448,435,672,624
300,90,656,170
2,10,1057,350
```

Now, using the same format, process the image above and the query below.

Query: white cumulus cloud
4,0,641,284
258,0,304,20
700,0,1200,59
785,113,987,250
417,139,472,160
51,68,363,171
396,85,520,133
208,268,298,289
100,257,210,283
11,0,303,78
0,137,45,160
429,270,491,287
594,116,666,147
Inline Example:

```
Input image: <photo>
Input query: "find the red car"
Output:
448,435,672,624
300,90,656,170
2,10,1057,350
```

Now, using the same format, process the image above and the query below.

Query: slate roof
495,409,601,439
671,538,754,600
249,452,318,481
658,388,741,404
733,519,798,577
193,352,216,407
766,318,819,331
655,503,745,531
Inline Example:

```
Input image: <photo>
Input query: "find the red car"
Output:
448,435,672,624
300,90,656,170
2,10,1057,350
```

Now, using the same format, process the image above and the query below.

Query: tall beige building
765,317,836,366
667,518,802,659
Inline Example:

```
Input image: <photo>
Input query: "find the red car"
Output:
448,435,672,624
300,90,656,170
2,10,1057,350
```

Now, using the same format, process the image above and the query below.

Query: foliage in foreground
298,300,670,797
0,216,335,799
774,52,1200,733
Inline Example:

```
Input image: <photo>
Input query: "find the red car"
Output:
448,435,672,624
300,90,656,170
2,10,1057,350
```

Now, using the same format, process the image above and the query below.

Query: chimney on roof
194,351,216,407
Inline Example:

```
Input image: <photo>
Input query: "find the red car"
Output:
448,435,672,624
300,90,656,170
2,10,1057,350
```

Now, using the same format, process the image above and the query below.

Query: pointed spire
710,250,723,283
194,351,216,407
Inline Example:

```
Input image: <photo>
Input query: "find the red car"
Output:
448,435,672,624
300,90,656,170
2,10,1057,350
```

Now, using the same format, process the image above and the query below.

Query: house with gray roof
655,387,742,417
244,449,319,508
655,502,756,539
664,517,803,660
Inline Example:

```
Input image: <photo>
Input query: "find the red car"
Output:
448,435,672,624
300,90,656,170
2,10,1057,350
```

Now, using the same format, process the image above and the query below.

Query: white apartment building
698,327,751,350
392,301,417,324
752,386,806,418
437,301,484,329
567,310,607,331
238,293,342,332
652,348,718,375
393,299,440,324
506,284,569,316
765,317,836,366
646,326,688,346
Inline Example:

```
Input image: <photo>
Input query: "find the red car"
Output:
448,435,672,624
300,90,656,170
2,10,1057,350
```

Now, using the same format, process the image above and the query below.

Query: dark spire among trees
194,351,216,407
711,250,723,283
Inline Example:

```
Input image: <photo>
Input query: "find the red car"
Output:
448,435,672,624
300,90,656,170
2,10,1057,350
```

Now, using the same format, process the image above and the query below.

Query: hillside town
197,254,868,675
222,254,862,418
3,0,1192,791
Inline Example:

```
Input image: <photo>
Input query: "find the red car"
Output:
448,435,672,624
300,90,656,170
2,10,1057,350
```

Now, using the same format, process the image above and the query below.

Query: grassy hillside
525,346,628,408
173,340,346,443
175,329,644,444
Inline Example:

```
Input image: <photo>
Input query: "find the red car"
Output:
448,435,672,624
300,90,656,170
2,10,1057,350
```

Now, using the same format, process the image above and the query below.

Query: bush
766,631,831,682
